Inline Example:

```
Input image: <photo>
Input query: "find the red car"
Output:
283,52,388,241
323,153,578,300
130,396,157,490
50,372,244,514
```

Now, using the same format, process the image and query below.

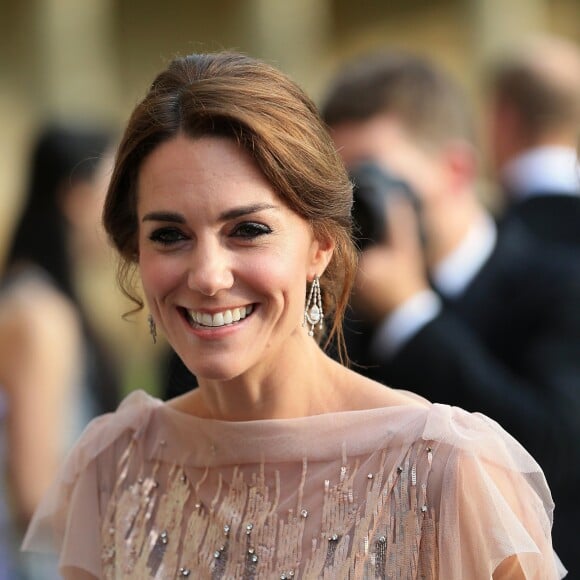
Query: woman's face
137,135,331,381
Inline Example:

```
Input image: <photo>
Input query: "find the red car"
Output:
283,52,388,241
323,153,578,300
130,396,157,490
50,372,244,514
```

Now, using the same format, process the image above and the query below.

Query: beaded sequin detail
100,438,438,579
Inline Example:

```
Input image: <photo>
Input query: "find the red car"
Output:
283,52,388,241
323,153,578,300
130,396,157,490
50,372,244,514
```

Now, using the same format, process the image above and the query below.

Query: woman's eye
232,222,272,239
148,227,187,245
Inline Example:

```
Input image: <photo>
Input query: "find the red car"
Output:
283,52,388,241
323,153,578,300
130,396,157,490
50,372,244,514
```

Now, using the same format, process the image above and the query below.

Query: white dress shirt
502,146,580,200
370,214,497,357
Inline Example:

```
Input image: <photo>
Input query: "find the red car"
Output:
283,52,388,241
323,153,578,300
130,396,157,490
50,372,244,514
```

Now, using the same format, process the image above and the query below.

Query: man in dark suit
487,35,580,248
321,50,580,575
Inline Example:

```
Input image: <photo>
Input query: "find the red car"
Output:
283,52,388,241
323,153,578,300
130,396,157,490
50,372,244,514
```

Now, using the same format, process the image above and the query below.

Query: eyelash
148,227,187,246
231,222,272,239
148,222,272,246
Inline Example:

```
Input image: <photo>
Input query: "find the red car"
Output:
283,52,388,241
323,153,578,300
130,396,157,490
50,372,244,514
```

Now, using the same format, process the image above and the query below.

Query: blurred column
241,0,333,98
0,1,42,266
470,0,549,62
35,0,120,122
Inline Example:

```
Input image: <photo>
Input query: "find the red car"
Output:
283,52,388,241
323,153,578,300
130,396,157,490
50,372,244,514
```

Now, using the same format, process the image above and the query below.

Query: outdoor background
1,0,578,393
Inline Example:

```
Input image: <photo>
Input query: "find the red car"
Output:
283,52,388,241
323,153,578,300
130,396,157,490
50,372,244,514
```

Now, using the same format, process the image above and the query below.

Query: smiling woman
136,135,334,388
22,52,565,579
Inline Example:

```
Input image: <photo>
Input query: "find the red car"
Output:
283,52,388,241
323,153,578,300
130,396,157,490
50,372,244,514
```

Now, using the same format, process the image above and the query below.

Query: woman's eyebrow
141,211,185,223
141,203,278,224
218,203,278,221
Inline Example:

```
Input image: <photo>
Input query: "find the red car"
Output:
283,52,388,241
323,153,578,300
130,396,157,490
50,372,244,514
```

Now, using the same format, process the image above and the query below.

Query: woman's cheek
139,252,180,295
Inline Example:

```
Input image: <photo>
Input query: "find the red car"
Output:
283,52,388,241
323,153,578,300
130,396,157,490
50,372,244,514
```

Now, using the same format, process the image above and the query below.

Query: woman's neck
169,337,341,421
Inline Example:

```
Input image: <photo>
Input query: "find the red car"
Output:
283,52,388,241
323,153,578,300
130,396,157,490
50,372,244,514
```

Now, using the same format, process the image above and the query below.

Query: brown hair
488,44,580,142
103,52,356,360
320,50,475,150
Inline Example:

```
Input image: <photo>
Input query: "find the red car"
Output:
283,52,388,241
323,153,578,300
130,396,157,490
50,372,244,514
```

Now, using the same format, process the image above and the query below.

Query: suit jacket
344,217,580,575
503,192,580,248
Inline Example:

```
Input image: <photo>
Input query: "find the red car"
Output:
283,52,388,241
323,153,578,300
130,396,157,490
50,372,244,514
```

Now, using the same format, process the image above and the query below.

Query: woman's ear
308,233,335,280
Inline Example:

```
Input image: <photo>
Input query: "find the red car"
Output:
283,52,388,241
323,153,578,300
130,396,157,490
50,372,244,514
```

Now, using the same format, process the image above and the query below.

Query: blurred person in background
0,123,121,579
487,34,580,248
321,50,580,576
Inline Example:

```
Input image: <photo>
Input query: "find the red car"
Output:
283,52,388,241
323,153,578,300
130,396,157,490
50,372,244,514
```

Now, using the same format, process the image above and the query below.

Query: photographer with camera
321,50,580,575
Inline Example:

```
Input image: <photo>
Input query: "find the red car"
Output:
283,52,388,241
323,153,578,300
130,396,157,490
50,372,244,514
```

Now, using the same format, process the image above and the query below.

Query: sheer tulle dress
23,390,566,579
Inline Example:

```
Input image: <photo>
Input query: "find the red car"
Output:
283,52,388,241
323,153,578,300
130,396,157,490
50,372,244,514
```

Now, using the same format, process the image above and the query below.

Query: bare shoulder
0,277,80,342
328,359,429,412
0,278,82,384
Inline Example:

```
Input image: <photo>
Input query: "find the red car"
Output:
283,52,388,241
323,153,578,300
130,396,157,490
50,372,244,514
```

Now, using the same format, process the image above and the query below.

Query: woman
23,53,565,579
0,124,120,578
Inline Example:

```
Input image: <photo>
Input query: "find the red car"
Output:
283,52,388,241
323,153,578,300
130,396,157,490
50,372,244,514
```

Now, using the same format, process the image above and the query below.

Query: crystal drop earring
303,276,324,337
148,314,157,344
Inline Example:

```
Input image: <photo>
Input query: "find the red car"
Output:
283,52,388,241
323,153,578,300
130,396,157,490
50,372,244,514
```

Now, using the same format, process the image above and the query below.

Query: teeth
187,305,253,328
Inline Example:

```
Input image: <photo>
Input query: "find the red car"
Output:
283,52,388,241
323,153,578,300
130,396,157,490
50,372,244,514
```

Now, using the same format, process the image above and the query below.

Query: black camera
349,161,424,251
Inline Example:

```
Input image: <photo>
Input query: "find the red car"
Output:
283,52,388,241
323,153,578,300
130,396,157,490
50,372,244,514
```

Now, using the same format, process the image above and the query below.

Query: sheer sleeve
426,404,567,579
21,390,156,578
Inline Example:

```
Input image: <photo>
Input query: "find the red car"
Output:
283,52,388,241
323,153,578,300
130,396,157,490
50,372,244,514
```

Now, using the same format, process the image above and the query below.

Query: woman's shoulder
81,389,162,440
0,270,80,348
61,390,163,480
332,365,429,413
347,379,542,475
421,402,542,470
0,271,82,390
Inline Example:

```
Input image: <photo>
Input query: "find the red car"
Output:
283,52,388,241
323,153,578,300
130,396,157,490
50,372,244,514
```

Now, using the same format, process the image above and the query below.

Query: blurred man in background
487,35,580,248
321,50,580,574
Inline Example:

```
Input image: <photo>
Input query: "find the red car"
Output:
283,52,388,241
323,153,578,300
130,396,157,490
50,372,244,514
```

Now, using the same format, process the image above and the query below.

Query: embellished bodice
22,390,566,579
100,419,440,579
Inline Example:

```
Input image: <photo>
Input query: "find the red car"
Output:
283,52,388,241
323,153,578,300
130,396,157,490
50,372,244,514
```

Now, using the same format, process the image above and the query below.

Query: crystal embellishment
308,305,321,323
98,425,439,577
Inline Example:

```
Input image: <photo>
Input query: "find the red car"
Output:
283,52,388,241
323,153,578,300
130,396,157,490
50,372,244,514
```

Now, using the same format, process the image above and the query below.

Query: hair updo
103,52,357,358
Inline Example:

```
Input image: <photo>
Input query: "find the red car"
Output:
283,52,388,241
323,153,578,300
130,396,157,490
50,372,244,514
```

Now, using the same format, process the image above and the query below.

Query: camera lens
350,162,420,250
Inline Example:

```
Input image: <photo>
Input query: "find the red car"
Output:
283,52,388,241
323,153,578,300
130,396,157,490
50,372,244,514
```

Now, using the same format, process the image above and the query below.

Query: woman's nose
186,242,234,296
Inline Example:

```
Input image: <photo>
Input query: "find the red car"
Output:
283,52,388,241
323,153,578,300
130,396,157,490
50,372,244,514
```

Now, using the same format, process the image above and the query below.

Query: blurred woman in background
0,123,121,578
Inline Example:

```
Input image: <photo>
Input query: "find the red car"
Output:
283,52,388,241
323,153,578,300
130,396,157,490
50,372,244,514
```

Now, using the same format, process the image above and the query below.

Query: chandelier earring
148,314,157,344
303,276,324,337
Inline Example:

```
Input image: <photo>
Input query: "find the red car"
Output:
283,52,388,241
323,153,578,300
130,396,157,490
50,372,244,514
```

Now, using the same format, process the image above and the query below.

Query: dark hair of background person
3,124,121,414
103,51,358,361
488,49,580,143
320,50,476,150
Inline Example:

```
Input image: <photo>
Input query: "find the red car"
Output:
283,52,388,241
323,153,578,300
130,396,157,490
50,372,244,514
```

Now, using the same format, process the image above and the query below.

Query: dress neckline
122,389,432,466
157,387,430,426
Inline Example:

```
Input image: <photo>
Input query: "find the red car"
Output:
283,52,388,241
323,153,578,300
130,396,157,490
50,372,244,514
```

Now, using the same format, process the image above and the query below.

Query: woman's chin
186,361,244,384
